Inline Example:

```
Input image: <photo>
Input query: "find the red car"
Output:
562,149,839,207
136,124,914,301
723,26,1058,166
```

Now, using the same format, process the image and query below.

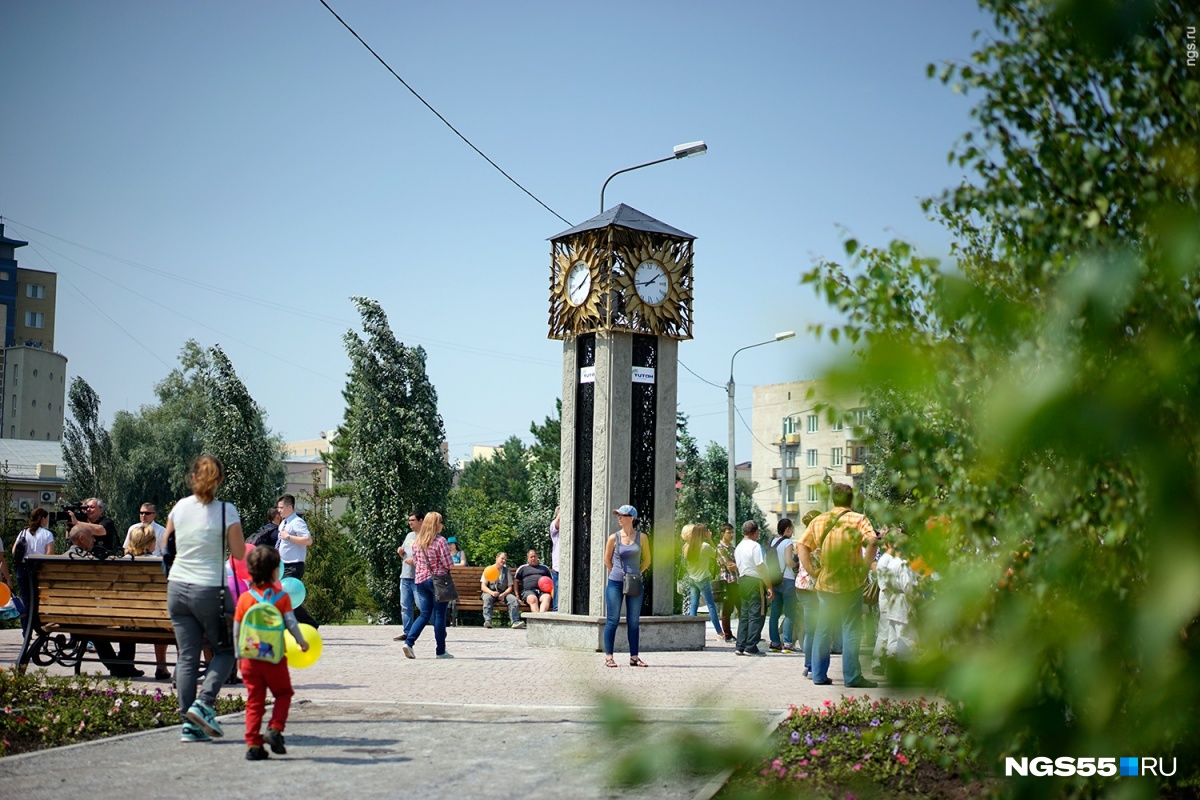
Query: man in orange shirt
796,483,879,688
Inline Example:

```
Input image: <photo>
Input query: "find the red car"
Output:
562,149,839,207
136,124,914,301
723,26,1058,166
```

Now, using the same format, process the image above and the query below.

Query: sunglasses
139,511,155,515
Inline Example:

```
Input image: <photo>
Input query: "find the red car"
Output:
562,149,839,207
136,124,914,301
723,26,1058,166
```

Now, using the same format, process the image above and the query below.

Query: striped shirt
798,507,876,594
411,536,452,584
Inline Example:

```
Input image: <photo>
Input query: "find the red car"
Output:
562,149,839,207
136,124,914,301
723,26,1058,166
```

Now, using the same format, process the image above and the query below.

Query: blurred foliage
801,1,1200,798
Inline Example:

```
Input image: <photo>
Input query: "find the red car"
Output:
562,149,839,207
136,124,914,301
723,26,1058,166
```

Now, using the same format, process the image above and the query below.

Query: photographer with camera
67,498,120,555
68,522,143,678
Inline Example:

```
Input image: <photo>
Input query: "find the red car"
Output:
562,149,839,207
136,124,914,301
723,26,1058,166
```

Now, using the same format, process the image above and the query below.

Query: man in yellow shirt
796,483,879,688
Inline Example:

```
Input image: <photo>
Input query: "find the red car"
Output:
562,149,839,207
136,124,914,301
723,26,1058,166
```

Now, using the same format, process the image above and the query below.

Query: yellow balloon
0,583,10,606
483,565,500,582
284,623,323,669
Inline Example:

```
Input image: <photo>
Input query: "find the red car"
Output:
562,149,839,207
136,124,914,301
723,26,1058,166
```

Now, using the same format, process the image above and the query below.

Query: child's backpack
237,587,286,664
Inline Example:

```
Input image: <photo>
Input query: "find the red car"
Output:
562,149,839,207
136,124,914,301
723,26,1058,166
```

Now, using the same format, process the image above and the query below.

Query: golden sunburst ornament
615,239,691,336
550,237,604,336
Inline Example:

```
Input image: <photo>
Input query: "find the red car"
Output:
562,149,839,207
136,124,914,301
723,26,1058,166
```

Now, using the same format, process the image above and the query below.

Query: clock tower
547,204,695,625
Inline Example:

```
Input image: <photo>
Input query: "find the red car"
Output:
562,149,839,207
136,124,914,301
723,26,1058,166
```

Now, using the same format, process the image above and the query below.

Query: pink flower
772,759,782,769
823,699,832,707
853,763,863,771
896,753,909,765
799,759,808,767
810,749,822,756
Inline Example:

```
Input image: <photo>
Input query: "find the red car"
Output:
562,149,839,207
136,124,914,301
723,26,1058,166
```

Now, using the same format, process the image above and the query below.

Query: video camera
50,501,85,526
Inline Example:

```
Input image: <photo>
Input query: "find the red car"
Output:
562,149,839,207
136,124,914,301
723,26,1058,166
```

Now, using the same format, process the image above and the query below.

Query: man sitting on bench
514,549,554,615
69,523,144,679
480,552,524,629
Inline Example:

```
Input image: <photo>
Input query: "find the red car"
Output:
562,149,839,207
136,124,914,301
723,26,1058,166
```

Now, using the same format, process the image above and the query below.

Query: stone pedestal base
524,612,708,652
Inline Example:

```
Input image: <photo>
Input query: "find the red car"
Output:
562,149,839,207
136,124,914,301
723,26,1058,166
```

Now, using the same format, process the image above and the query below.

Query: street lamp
599,141,708,213
727,331,795,526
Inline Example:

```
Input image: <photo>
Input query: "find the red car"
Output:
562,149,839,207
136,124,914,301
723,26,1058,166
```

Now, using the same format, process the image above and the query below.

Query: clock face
634,260,669,305
567,260,592,306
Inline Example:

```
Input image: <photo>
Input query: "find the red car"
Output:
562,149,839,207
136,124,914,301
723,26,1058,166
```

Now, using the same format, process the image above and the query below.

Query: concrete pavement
0,621,918,799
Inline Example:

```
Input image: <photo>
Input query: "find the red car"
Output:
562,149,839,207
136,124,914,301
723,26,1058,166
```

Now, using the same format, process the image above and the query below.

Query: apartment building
750,379,867,529
0,223,66,441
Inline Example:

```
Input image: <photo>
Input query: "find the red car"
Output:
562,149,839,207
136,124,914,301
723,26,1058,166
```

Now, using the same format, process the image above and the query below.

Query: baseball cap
613,505,638,519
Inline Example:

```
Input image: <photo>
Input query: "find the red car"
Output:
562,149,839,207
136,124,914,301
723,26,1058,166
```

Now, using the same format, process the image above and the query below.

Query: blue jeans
551,570,559,611
769,581,797,647
812,590,865,685
603,579,642,656
400,577,416,635
685,577,722,634
167,581,234,717
406,579,448,655
796,589,819,671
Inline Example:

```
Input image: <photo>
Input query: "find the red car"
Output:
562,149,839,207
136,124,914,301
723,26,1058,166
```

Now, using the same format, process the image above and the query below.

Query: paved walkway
0,622,918,799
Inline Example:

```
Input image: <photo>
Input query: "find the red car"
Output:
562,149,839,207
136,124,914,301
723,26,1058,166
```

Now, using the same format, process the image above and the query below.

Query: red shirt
411,536,452,584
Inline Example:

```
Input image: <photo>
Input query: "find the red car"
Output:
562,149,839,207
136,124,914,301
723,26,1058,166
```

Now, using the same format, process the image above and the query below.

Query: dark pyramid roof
549,203,695,242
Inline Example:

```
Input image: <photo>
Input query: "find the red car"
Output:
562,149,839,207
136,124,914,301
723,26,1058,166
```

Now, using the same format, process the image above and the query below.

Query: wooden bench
16,553,176,674
447,565,519,625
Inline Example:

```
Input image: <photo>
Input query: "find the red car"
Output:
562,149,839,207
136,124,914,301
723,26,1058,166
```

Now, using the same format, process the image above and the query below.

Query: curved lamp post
727,331,795,525
600,141,707,213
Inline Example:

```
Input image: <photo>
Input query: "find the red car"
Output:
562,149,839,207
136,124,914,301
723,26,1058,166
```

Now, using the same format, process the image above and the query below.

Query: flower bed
725,695,994,799
0,668,246,756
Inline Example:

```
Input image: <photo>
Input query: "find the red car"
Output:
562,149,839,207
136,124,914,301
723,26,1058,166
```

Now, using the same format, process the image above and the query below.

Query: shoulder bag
431,541,459,602
620,531,643,597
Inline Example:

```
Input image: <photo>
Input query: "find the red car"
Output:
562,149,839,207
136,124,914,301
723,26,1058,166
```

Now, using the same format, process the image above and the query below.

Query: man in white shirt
733,520,774,656
124,503,167,556
393,511,423,640
276,494,317,627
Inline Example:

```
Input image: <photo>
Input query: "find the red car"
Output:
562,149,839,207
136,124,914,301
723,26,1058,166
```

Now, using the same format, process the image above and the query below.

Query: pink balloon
232,553,249,581
537,576,554,594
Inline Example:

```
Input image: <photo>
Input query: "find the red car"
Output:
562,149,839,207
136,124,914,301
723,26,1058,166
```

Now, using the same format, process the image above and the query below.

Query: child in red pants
233,545,308,761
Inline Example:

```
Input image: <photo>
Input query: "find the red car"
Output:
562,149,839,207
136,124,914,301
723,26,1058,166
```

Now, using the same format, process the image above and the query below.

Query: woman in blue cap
602,505,652,667
447,537,467,566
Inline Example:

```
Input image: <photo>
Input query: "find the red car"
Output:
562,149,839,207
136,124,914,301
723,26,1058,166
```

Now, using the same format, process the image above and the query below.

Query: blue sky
0,1,990,463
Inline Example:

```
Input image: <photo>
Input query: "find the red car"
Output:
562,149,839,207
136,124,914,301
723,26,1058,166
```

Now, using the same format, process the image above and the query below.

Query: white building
750,379,867,528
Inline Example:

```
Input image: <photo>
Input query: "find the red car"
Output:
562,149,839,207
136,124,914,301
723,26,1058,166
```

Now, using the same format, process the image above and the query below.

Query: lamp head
673,141,708,159
774,331,796,341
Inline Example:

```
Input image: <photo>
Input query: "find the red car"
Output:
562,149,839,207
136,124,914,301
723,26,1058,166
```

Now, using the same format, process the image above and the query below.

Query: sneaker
155,668,171,681
263,727,287,755
802,668,811,678
745,647,765,656
436,652,454,659
483,621,492,629
186,700,224,738
846,677,878,689
401,643,415,659
769,644,783,652
245,745,270,761
180,722,211,743
813,678,833,686
782,645,796,653
512,621,526,629
734,650,747,656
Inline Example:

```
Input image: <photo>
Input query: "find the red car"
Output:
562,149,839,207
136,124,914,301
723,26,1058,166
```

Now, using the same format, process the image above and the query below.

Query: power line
679,359,724,390
317,0,573,227
53,271,173,371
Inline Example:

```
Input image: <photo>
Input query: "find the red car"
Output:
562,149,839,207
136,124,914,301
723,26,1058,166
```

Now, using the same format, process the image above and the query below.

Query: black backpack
765,537,788,587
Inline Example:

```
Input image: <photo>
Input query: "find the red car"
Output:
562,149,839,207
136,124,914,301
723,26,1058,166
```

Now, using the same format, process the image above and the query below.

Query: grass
0,668,246,757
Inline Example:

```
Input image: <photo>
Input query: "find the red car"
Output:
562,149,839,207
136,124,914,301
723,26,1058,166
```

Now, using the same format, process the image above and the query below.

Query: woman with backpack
163,455,246,743
12,508,55,666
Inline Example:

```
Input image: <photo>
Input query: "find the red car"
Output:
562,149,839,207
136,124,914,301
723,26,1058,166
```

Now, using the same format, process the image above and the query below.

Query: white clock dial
634,260,669,305
567,261,592,306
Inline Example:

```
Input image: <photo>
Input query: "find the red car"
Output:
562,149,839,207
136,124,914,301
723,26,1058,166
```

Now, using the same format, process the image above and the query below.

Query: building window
832,419,843,432
853,408,869,427
32,369,37,378
30,399,36,408
807,414,818,433
832,447,844,467
786,482,797,502
783,449,796,468
29,429,34,437
24,311,44,328
26,284,46,299
807,484,819,503
806,449,818,467
853,446,866,462
0,271,8,281
783,416,797,435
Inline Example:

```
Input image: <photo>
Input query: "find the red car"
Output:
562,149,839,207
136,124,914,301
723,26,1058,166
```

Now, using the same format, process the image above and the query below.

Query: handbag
618,529,643,596
862,573,880,605
433,573,458,603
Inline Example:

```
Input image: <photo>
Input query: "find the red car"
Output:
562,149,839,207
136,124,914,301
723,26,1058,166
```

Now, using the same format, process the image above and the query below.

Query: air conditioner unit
40,490,56,504
17,499,32,513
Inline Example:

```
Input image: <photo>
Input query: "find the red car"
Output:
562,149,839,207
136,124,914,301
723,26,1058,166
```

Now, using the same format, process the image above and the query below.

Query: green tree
803,0,1200,794
527,399,561,477
675,414,765,534
107,341,284,526
443,487,520,567
295,471,372,624
335,297,452,623
458,435,532,508
61,377,115,504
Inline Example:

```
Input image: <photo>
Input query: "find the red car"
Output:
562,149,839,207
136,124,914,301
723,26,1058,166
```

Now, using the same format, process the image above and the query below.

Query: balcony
771,467,799,480
770,502,802,515
775,432,802,446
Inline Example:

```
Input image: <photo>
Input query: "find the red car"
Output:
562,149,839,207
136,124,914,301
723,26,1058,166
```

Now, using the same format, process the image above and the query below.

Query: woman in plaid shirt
400,511,453,660
716,523,739,643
